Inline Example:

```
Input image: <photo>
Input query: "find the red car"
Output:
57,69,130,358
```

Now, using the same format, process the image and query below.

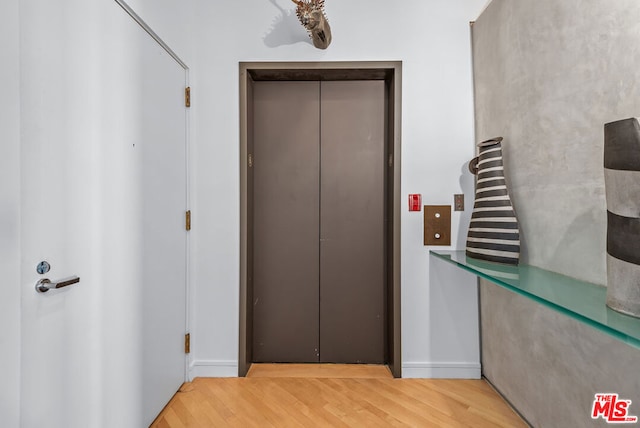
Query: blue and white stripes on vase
466,137,520,265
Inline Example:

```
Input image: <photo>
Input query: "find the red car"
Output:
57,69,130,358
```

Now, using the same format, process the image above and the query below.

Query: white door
20,1,188,426
137,18,189,426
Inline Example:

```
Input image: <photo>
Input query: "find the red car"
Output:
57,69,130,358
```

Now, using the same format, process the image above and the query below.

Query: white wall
418,256,480,378
120,0,194,65
0,0,21,426
190,0,488,377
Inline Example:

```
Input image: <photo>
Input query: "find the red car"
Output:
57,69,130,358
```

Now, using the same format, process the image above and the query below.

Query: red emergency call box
408,194,422,212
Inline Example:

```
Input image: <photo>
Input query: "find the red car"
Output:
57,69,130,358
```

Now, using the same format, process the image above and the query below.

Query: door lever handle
35,276,80,293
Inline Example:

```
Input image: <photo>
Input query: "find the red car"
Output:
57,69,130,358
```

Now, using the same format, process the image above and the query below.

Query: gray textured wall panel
473,1,640,426
473,0,640,284
481,280,640,427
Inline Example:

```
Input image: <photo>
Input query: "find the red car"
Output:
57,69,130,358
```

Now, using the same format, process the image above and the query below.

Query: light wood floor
151,364,527,427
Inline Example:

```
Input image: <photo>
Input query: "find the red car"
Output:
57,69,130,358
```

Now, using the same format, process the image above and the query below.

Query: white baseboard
402,362,481,379
189,360,480,380
190,360,238,379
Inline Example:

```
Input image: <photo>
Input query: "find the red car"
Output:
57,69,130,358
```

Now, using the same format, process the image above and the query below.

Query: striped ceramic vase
466,137,520,265
605,117,640,318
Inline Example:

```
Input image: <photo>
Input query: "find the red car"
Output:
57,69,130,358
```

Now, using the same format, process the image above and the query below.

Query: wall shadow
457,161,475,249
264,0,311,48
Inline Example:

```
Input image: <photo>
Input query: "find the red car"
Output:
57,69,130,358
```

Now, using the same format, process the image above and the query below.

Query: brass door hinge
248,153,253,168
185,87,191,107
186,210,191,231
185,333,191,354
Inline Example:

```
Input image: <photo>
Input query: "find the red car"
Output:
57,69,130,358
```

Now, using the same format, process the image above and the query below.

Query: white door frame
114,0,192,381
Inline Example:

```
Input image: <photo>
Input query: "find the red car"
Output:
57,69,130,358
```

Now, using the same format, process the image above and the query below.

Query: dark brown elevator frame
239,62,402,377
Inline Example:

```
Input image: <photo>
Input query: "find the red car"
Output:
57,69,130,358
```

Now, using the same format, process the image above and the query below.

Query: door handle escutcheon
35,276,80,293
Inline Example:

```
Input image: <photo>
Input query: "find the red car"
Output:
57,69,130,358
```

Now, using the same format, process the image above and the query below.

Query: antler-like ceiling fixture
291,0,332,50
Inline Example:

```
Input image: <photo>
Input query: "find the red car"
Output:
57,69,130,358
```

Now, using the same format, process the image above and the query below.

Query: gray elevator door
252,80,386,364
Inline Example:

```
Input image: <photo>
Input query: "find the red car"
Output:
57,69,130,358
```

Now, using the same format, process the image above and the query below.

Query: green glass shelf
430,250,640,349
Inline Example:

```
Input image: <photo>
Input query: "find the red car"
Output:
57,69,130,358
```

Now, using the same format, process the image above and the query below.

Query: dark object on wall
466,137,520,265
291,0,332,50
424,205,451,246
604,117,640,318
